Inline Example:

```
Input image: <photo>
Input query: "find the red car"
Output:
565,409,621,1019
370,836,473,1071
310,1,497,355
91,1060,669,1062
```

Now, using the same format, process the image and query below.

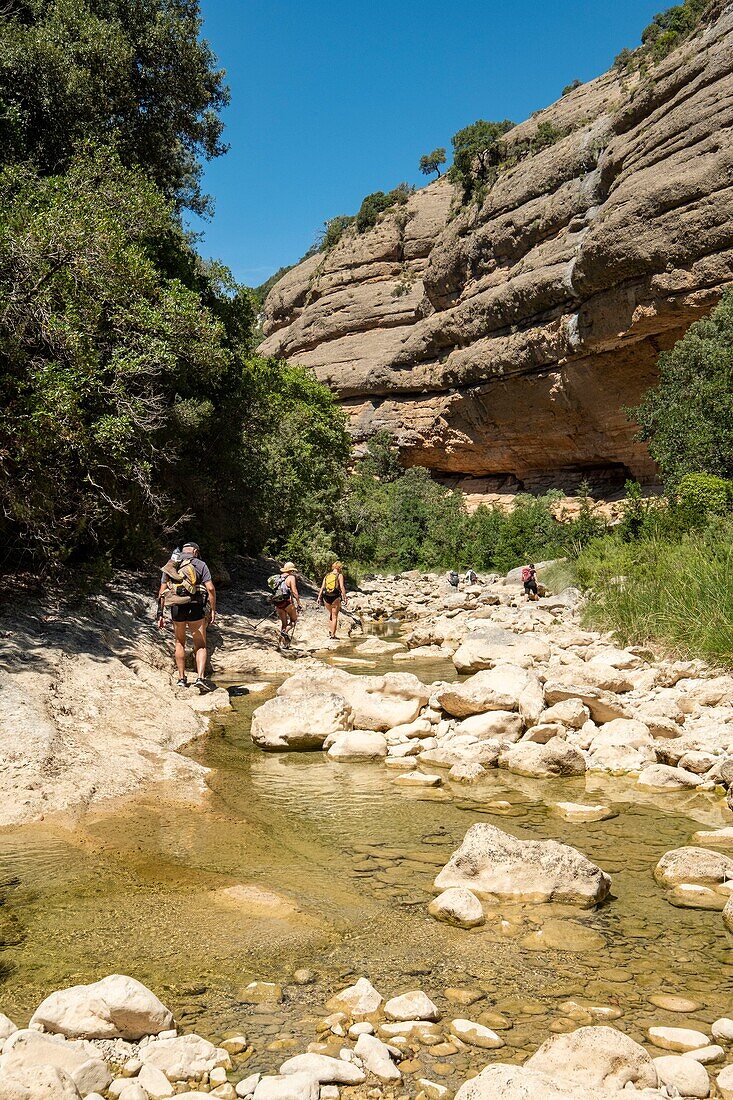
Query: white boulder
325,977,382,1018
140,1034,230,1081
278,1054,365,1085
428,887,484,928
384,992,440,1022
0,1065,82,1099
353,1034,400,1081
326,732,387,761
251,693,352,751
433,823,610,907
653,1055,709,1098
499,738,586,778
29,976,173,1041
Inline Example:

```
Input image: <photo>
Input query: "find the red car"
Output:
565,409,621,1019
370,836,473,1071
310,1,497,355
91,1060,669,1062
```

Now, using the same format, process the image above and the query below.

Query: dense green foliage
449,119,515,199
632,291,733,488
286,433,607,577
615,0,711,70
0,0,228,214
419,148,446,178
568,509,733,667
355,184,413,233
0,0,351,573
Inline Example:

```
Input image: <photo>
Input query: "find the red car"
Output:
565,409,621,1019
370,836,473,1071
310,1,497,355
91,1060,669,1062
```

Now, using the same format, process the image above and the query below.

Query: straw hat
281,562,298,574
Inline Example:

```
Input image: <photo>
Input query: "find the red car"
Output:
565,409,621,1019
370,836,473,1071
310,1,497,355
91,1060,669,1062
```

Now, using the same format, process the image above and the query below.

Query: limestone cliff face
260,8,733,489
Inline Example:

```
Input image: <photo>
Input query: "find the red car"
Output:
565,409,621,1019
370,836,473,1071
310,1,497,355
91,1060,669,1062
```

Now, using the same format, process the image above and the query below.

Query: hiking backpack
521,566,533,583
268,574,291,604
324,571,340,595
161,557,203,606
449,570,459,586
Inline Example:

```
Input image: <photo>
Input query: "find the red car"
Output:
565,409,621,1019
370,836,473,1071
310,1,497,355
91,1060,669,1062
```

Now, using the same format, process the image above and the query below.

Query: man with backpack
465,568,478,585
522,563,539,602
448,569,459,590
157,542,216,691
317,562,347,639
268,562,301,647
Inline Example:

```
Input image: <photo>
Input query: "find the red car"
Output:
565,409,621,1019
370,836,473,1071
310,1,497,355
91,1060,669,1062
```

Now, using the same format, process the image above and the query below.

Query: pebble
648,994,702,1013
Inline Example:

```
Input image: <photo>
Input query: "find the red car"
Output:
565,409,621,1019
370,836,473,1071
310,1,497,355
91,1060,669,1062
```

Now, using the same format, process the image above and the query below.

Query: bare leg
190,620,207,677
330,599,341,637
174,621,187,678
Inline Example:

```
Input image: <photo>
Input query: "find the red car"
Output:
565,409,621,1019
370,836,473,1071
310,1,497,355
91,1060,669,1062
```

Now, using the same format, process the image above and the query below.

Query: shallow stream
1,641,732,1084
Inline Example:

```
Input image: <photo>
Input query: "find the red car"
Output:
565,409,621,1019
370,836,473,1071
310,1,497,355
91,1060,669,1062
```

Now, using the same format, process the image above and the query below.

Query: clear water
0,644,731,1086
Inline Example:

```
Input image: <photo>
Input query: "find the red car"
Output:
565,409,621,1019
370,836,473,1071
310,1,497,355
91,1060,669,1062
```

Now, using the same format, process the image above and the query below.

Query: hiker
157,542,216,692
522,562,539,602
270,562,301,646
317,561,347,639
448,569,459,590
465,567,478,585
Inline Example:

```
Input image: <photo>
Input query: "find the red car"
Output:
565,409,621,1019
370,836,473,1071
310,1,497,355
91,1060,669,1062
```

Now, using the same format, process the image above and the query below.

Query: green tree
0,0,228,213
632,291,733,487
419,148,446,178
0,148,232,564
449,119,515,199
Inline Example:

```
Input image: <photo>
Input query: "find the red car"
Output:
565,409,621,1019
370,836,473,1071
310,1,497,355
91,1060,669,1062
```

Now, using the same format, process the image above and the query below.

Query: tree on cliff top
0,0,228,213
449,119,515,199
419,148,446,178
632,291,733,488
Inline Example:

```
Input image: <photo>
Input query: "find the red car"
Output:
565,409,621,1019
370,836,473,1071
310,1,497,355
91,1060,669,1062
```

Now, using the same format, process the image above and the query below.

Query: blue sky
191,0,664,287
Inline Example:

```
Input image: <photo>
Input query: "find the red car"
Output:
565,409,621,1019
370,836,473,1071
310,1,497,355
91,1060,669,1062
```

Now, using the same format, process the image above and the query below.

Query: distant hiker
522,563,539,602
158,542,216,692
318,562,347,639
465,568,478,585
448,569,459,590
268,562,301,647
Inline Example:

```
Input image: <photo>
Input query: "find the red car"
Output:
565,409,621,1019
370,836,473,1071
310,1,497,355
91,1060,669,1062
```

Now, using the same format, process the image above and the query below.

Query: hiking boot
193,677,213,694
176,677,188,688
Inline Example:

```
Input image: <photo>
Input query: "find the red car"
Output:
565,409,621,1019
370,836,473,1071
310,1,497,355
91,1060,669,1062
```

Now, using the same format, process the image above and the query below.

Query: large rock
499,738,586,778
0,1065,82,1100
428,887,485,928
353,1034,401,1081
251,693,353,751
326,731,387,760
278,1054,365,1085
435,666,540,718
653,1056,709,1098
525,1025,658,1091
253,1074,319,1100
433,823,610,907
0,1031,110,1093
454,1064,612,1100
259,10,733,491
140,1034,230,1081
384,991,440,1022
454,712,523,742
654,847,733,888
29,975,174,1040
278,669,430,731
325,977,382,1018
544,682,630,724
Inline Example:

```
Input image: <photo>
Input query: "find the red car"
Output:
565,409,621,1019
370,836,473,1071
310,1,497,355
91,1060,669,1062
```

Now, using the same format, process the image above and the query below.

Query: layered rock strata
260,10,733,489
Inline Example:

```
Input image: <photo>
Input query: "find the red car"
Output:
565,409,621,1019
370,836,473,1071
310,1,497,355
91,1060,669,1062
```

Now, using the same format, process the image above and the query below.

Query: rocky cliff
259,6,733,491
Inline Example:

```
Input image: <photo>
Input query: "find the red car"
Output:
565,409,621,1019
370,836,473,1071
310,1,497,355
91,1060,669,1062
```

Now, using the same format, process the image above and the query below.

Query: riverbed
1,641,732,1086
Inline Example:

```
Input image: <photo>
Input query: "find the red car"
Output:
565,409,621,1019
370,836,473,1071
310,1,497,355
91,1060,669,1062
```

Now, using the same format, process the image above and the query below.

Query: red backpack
521,566,533,583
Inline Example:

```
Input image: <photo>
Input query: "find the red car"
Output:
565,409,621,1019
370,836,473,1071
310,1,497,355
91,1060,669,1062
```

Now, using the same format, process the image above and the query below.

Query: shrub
449,119,515,199
355,184,412,234
631,290,733,487
675,472,733,521
562,79,582,95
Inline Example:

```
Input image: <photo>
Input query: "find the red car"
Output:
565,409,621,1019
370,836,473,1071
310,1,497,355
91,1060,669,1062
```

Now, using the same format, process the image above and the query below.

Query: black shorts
524,580,538,595
171,602,206,623
323,591,341,605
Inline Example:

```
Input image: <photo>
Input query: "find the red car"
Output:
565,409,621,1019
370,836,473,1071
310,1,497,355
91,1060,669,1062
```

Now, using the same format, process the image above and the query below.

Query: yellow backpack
324,571,340,594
